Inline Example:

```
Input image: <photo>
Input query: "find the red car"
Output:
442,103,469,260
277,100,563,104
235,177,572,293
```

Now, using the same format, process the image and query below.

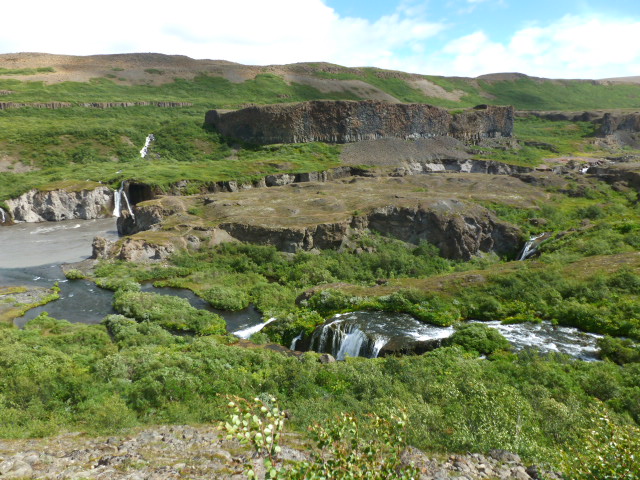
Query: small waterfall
0,207,6,223
290,331,304,350
112,182,124,217
140,134,155,158
310,318,389,360
122,189,135,220
517,233,548,261
112,182,135,219
234,317,276,340
581,167,590,174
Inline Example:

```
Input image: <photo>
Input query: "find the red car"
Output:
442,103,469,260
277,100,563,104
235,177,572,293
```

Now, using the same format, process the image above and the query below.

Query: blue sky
2,0,640,79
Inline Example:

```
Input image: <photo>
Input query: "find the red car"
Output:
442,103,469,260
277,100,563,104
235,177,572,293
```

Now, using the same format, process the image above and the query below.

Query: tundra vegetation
1,57,640,477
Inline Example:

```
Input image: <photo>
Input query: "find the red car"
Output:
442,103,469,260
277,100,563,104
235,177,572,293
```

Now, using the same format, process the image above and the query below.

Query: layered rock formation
115,174,533,261
599,112,640,135
6,186,114,222
596,112,640,147
206,101,514,145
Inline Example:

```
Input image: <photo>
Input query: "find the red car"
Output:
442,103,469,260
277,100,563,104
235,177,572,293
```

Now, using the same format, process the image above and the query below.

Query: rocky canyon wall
205,101,514,145
6,186,113,222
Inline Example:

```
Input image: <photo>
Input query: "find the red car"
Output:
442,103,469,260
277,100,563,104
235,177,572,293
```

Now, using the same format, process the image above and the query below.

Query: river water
0,219,604,360
310,311,602,361
0,218,266,333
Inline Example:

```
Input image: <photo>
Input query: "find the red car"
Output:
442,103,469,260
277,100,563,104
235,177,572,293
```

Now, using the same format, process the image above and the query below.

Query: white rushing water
309,311,602,361
290,331,304,350
140,134,155,158
0,207,6,223
234,317,277,339
112,183,123,217
112,182,135,219
517,233,548,261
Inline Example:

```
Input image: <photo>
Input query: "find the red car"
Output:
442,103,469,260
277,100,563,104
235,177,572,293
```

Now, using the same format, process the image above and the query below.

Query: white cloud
1,3,638,79
426,15,640,78
0,0,443,68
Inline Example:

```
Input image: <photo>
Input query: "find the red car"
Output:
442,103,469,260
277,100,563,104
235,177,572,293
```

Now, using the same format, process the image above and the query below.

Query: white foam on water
234,317,277,339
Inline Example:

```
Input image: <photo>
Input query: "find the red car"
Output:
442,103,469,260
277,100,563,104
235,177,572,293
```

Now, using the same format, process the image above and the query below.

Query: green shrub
598,336,640,365
561,405,640,479
113,290,226,335
202,285,250,311
444,323,511,355
95,277,141,292
64,269,86,280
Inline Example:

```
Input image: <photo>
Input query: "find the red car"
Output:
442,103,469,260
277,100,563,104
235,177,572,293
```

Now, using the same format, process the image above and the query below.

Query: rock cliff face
215,201,519,260
206,101,514,145
392,158,532,176
6,186,113,222
597,112,640,147
599,112,640,135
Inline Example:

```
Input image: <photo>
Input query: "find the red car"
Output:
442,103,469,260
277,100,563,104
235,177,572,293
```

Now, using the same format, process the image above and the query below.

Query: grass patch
0,67,55,76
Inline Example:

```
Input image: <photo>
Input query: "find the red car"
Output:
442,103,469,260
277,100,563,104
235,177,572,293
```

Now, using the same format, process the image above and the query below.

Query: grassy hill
2,53,640,202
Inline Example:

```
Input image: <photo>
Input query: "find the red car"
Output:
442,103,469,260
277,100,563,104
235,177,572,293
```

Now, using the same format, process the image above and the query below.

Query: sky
2,0,639,79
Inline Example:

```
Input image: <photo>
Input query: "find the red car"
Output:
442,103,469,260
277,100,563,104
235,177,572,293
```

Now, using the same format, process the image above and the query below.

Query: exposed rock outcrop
206,100,514,145
392,158,532,176
596,112,640,148
219,201,520,260
599,112,640,135
6,186,113,222
0,423,560,480
365,202,520,260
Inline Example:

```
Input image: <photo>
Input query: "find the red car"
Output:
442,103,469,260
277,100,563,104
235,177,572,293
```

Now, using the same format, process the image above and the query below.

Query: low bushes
112,290,225,335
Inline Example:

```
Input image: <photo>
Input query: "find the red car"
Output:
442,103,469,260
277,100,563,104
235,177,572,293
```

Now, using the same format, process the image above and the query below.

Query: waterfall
290,331,304,350
112,183,124,217
517,233,547,261
234,317,276,340
581,167,589,174
122,189,135,220
309,318,389,360
140,134,155,158
112,182,135,219
0,207,6,223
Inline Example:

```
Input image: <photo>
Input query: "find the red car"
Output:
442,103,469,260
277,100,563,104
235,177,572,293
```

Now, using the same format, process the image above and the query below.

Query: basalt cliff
205,101,514,145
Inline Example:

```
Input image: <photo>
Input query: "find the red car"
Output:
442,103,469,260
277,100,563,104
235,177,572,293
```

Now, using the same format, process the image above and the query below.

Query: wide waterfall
140,134,155,158
309,312,455,360
517,233,548,261
112,182,135,219
307,311,602,361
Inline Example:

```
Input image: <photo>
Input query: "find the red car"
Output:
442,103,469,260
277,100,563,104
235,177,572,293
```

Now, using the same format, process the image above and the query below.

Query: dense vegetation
3,60,640,477
1,312,639,473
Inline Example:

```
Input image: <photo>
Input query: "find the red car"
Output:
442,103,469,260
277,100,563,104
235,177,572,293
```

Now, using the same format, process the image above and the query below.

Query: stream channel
1,219,602,360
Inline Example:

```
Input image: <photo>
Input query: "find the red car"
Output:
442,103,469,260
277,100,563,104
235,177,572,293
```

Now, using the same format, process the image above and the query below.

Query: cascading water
112,183,123,217
290,331,304,350
309,314,393,360
234,317,277,339
140,134,155,158
0,207,6,223
307,311,602,361
517,233,548,261
112,182,135,220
